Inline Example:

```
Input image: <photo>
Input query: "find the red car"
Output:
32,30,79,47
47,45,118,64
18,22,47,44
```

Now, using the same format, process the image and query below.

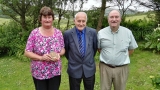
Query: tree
108,0,138,22
54,0,88,30
136,0,160,10
96,0,107,31
96,0,137,31
54,0,71,29
0,0,32,31
0,0,59,31
136,0,160,24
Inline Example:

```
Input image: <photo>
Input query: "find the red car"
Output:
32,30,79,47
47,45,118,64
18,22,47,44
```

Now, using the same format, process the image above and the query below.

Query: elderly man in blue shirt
97,9,138,90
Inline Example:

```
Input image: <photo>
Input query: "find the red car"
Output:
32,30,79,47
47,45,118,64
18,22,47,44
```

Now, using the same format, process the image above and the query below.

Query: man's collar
109,26,120,33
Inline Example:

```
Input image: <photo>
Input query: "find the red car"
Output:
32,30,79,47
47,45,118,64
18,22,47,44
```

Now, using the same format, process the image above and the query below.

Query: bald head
108,10,121,18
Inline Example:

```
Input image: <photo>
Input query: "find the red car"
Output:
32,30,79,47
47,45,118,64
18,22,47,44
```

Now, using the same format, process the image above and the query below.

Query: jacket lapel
85,27,90,52
71,27,80,52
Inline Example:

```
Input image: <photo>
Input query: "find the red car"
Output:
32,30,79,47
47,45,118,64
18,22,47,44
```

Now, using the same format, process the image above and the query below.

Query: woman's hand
51,53,60,61
41,54,52,61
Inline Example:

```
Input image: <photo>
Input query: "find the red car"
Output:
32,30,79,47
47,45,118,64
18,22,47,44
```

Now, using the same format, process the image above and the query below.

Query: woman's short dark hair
38,6,54,22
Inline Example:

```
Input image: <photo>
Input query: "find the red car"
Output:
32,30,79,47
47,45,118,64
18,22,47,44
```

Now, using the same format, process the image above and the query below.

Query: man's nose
112,17,116,20
79,21,83,25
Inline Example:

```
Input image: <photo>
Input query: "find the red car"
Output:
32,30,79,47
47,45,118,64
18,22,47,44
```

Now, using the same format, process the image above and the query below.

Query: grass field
0,47,160,90
126,14,155,21
126,14,147,21
0,18,10,25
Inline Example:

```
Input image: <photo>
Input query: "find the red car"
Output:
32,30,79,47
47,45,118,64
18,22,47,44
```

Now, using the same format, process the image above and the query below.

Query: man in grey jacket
63,12,97,90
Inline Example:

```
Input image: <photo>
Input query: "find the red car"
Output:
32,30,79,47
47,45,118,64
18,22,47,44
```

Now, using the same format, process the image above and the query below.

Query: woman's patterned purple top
25,28,64,80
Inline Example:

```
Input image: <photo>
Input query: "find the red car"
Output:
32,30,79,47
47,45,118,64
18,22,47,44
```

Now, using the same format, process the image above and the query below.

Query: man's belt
100,61,127,68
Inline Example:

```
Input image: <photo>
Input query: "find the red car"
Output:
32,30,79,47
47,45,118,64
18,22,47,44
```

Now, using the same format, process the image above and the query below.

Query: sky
80,0,151,12
83,0,101,10
80,0,100,10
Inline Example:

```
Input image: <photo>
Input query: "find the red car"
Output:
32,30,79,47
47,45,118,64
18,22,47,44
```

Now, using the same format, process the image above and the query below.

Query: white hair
74,12,88,21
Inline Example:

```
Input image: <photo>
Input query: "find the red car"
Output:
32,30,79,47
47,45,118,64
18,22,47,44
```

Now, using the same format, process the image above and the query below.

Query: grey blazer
63,26,98,78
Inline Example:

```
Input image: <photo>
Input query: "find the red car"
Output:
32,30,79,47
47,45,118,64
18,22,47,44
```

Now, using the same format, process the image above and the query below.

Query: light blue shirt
97,26,138,65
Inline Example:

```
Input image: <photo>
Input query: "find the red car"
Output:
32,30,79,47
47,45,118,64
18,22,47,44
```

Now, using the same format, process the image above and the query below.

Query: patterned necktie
79,32,84,57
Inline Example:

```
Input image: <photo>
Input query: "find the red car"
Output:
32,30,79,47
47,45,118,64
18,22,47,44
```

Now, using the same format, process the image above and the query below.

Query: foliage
86,8,100,29
0,20,31,61
155,10,160,24
142,24,160,53
86,7,108,30
150,75,160,89
121,18,156,41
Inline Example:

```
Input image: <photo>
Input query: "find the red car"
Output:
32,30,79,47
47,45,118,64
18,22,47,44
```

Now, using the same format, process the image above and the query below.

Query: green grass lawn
0,48,160,90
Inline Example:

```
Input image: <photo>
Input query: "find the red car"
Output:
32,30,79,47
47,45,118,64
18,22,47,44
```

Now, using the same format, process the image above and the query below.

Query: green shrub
0,20,31,61
141,24,160,53
150,75,160,89
121,18,156,41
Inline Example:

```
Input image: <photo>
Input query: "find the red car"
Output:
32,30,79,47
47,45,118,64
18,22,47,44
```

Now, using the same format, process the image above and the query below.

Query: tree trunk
96,0,106,32
21,14,27,31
